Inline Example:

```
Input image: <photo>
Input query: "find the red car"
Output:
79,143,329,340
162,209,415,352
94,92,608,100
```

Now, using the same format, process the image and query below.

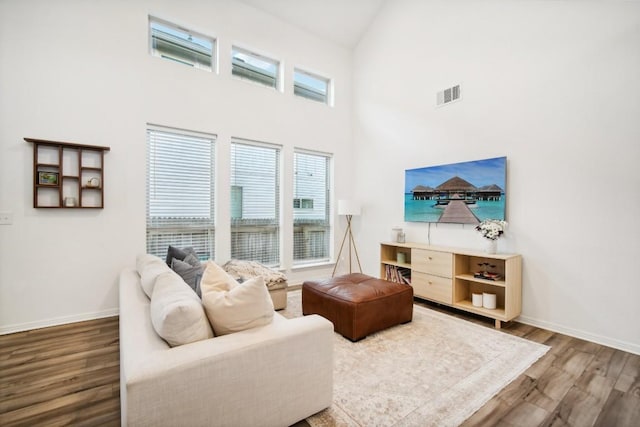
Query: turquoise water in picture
404,194,505,223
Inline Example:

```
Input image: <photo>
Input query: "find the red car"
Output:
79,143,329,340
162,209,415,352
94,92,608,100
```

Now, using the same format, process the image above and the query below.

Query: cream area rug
281,290,549,427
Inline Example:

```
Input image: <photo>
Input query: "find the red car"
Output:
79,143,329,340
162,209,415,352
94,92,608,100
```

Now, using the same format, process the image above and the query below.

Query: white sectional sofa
119,267,334,426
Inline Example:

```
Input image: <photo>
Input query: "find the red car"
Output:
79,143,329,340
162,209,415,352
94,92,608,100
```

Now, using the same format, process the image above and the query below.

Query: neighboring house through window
230,139,281,267
293,150,331,265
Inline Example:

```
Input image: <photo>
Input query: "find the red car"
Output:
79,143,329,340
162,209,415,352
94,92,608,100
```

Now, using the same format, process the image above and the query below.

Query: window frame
293,149,332,266
231,45,281,91
149,16,216,72
146,125,216,260
293,67,331,105
230,138,282,267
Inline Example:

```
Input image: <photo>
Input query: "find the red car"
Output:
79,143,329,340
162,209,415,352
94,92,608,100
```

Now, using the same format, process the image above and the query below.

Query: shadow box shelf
25,138,111,209
380,242,522,329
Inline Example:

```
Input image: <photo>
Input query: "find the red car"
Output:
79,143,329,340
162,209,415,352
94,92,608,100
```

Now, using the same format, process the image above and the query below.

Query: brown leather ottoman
302,273,413,341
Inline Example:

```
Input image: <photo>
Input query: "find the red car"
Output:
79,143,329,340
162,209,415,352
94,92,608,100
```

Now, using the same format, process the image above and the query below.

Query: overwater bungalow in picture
411,176,503,206
476,184,503,201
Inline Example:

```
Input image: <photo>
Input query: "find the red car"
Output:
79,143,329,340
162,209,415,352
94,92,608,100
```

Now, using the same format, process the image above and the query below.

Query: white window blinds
146,127,215,259
230,139,280,267
293,151,331,264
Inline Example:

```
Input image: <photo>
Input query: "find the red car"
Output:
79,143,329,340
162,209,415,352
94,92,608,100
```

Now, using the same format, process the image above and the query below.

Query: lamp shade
338,199,361,216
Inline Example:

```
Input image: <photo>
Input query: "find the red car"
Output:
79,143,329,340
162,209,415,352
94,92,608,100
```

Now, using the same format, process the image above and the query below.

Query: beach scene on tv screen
404,156,506,224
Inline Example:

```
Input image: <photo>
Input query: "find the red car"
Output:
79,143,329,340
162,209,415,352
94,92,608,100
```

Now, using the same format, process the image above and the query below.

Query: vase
485,239,497,254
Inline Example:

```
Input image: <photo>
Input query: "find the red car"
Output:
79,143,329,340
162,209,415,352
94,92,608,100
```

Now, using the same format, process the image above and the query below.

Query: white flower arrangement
475,219,507,240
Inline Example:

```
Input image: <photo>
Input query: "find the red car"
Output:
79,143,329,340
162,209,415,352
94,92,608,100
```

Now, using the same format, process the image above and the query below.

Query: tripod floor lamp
332,200,362,277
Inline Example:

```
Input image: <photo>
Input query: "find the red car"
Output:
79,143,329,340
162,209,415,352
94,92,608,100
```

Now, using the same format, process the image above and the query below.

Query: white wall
0,0,353,332
353,0,640,354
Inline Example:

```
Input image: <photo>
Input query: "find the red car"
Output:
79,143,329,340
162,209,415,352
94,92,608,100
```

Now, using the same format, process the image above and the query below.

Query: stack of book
385,265,411,285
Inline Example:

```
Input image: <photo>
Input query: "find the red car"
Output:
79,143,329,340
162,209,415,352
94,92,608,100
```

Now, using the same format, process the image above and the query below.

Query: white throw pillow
150,271,214,347
201,263,274,336
199,260,238,292
136,253,172,298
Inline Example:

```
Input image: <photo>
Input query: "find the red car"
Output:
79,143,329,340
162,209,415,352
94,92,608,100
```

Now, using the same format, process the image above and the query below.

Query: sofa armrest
124,314,333,427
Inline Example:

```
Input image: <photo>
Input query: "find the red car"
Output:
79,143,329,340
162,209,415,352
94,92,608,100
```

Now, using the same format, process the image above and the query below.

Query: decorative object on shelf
38,171,59,185
87,177,100,188
475,219,507,254
391,226,403,242
332,200,362,277
396,252,406,264
64,197,77,207
472,293,483,307
482,292,497,310
484,239,498,254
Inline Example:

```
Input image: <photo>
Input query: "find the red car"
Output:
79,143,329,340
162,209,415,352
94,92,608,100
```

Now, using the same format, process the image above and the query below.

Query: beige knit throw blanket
222,260,287,289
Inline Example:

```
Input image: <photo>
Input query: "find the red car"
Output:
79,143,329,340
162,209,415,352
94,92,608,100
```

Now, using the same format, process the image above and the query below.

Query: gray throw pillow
171,257,204,297
165,245,197,266
183,252,202,268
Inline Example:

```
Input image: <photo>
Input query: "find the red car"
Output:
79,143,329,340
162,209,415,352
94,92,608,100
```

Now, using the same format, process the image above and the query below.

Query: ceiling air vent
436,84,461,107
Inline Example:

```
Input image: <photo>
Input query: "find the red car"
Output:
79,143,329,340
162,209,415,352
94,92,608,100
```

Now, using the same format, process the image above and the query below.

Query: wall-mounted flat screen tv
404,156,506,224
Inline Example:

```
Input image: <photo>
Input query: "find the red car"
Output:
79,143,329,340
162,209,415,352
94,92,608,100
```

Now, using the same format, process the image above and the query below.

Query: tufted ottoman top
302,273,413,341
306,273,413,303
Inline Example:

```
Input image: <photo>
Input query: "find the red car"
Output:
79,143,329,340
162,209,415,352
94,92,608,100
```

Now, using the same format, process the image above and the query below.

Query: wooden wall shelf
25,138,111,209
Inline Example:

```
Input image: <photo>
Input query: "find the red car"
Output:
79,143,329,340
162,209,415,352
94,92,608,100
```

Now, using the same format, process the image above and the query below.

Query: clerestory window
293,68,330,104
149,17,215,71
231,46,280,89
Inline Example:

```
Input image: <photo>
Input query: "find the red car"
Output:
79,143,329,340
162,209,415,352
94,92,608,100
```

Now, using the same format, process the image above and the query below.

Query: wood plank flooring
1,304,638,426
413,299,640,427
0,316,120,426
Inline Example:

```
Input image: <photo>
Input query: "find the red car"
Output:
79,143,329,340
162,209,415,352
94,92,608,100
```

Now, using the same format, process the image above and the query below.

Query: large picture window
230,139,281,266
146,126,215,259
293,150,331,265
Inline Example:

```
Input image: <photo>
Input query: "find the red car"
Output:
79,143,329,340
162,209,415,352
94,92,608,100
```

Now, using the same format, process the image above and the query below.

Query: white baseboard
0,308,119,335
517,315,640,356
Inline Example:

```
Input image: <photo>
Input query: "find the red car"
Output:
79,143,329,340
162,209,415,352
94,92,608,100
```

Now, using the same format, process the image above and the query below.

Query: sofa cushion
136,254,172,298
150,271,214,346
201,262,274,336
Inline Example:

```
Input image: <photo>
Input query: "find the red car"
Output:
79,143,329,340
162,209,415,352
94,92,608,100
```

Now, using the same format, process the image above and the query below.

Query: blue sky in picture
405,157,506,192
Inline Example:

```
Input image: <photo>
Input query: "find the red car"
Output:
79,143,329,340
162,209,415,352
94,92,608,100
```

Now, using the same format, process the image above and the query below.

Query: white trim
517,314,640,356
0,308,119,336
147,123,218,140
291,260,335,271
294,146,333,158
231,136,282,151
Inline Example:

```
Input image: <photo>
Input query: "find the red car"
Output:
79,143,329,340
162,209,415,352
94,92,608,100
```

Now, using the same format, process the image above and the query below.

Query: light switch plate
0,212,13,225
